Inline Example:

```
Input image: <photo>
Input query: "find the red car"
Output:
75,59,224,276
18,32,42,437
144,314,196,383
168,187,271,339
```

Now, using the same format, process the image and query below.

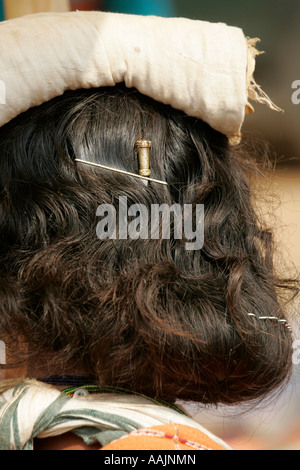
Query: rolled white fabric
0,380,232,450
0,11,277,141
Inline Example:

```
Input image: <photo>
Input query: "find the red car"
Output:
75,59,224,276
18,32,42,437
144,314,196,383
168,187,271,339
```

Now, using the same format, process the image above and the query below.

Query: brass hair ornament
136,140,152,178
74,140,168,186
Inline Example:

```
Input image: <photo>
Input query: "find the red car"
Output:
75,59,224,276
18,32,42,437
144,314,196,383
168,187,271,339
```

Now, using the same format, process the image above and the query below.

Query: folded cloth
0,380,231,450
0,11,279,143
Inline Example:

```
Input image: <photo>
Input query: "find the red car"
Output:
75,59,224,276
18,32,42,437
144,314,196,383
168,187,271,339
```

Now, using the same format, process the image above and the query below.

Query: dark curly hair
0,85,297,405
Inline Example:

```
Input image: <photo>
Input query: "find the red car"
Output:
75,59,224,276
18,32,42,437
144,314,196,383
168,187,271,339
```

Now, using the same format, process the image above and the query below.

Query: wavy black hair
0,85,297,405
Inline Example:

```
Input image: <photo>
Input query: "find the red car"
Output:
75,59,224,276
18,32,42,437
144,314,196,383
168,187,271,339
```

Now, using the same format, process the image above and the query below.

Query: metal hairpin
74,140,168,186
248,313,292,331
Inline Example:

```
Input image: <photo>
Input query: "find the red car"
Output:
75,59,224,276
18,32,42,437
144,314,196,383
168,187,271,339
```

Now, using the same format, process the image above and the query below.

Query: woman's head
0,85,296,405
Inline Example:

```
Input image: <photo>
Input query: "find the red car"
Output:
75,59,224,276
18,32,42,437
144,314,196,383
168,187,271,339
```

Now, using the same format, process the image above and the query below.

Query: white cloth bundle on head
0,11,278,143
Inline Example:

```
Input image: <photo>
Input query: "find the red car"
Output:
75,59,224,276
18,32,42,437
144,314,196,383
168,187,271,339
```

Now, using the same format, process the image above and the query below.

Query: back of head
0,84,296,405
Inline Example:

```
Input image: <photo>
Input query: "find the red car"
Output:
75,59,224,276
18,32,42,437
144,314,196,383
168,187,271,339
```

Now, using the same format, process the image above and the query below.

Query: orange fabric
102,424,228,451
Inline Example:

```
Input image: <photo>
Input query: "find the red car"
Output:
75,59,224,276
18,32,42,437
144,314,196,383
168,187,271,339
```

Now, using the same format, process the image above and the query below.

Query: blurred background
1,0,300,450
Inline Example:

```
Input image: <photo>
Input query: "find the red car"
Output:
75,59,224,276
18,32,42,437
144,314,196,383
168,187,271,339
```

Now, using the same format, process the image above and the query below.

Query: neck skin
28,364,94,390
